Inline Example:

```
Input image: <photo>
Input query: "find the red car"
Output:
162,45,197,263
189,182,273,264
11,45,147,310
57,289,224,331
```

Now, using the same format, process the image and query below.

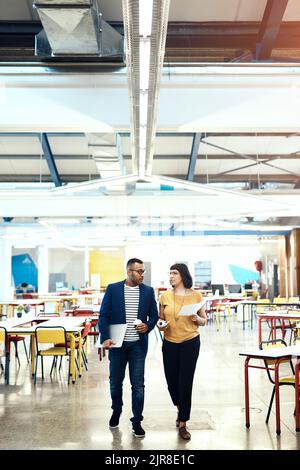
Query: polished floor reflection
1,318,300,450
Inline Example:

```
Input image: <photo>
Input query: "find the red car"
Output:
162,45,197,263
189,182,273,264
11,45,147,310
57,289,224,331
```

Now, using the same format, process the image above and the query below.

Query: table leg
274,360,281,435
295,359,300,432
31,335,35,376
272,319,276,341
69,334,76,384
5,336,10,385
258,318,262,345
245,357,250,428
78,336,82,378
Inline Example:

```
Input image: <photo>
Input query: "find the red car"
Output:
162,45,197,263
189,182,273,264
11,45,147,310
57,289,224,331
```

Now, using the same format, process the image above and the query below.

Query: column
290,229,300,296
84,247,90,287
38,245,49,294
0,236,13,300
278,235,290,298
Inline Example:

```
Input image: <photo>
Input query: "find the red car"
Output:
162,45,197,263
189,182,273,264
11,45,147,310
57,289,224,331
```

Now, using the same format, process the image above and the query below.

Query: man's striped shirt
124,284,140,341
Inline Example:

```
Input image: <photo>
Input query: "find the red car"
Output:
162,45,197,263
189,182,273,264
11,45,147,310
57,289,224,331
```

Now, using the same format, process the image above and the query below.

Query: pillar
0,236,13,300
290,229,300,296
38,245,49,294
84,247,90,287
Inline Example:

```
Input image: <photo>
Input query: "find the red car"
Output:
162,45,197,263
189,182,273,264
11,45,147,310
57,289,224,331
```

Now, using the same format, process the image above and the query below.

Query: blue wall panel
229,264,259,284
12,254,38,290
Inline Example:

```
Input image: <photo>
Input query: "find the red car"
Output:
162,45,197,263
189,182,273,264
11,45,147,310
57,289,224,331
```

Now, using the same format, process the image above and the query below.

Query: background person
159,263,207,440
99,258,158,438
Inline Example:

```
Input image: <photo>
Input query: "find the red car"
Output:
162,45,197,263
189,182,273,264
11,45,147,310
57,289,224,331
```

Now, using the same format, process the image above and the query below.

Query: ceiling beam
256,0,289,60
2,20,300,63
187,133,202,181
201,138,299,176
163,174,300,184
39,133,62,187
0,173,299,186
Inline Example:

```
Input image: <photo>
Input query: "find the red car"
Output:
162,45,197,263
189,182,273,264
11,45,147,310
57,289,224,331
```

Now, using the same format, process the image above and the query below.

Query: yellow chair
273,297,287,304
0,327,8,384
274,298,298,344
215,299,235,332
255,298,271,314
260,339,296,423
34,326,71,384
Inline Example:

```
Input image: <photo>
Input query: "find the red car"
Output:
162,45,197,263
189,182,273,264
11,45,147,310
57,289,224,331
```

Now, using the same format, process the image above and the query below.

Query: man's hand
135,323,149,334
103,339,115,349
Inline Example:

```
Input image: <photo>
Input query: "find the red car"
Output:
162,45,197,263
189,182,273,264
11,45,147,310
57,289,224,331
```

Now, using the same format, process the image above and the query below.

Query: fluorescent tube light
139,149,146,177
139,126,147,147
140,39,151,90
140,92,148,125
139,0,153,37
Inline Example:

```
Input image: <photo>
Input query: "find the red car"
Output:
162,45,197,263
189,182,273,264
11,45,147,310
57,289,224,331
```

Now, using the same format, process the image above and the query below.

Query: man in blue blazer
99,258,158,438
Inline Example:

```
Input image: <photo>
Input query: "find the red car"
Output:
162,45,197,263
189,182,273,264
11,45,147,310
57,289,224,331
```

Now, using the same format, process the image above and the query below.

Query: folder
178,300,206,316
95,323,127,348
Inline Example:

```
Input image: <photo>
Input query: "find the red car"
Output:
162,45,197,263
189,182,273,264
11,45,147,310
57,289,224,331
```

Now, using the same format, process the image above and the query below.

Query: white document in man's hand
109,324,127,347
179,300,206,316
95,323,127,348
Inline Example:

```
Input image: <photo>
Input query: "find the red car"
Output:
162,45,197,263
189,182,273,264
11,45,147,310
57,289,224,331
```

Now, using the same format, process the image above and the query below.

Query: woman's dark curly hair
170,263,193,289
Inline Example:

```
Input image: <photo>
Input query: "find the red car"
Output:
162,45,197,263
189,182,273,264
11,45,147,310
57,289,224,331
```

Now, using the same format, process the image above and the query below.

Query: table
239,301,300,330
0,299,45,318
256,311,300,345
239,345,300,434
0,315,84,385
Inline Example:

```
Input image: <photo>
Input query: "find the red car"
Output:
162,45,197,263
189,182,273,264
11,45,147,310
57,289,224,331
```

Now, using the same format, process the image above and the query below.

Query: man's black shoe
132,422,145,438
109,412,121,428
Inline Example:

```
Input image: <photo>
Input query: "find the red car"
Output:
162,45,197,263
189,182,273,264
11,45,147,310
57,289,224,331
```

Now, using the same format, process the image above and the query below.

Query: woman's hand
157,319,169,330
191,315,206,326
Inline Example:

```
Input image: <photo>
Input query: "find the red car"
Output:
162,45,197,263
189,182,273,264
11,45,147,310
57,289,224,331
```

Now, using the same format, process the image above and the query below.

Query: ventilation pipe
33,0,123,58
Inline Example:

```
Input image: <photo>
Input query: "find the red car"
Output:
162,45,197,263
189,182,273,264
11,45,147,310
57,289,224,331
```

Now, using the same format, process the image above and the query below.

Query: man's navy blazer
99,280,159,353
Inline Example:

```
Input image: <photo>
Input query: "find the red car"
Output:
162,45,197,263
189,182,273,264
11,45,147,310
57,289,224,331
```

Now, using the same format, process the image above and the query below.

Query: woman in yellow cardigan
159,263,207,440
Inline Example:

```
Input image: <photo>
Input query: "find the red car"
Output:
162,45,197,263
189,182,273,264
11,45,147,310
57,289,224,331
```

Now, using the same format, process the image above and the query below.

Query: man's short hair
126,258,144,269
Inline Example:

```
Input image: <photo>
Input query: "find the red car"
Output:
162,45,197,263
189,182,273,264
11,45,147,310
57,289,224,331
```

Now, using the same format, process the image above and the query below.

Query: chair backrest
256,299,271,314
288,297,299,303
35,326,67,348
273,297,287,304
81,322,92,340
73,309,94,316
259,339,292,383
0,326,7,344
37,313,60,317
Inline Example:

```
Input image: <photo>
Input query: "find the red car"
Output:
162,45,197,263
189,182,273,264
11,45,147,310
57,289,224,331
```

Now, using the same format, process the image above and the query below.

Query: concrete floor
1,317,300,451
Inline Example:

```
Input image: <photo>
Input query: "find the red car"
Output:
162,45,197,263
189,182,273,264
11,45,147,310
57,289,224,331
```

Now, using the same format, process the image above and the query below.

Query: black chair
259,339,296,423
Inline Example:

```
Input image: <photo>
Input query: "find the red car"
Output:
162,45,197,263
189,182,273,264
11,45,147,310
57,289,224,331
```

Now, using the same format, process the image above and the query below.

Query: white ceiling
0,0,300,246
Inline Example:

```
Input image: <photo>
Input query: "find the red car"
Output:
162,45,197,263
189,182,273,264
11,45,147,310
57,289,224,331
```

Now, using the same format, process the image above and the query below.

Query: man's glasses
130,269,146,275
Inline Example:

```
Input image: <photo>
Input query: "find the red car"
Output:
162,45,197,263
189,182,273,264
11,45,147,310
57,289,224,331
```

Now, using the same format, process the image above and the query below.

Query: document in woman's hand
178,300,206,316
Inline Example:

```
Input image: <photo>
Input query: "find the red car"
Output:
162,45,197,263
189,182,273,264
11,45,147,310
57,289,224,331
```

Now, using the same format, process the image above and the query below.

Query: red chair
9,335,29,366
205,299,219,322
72,309,103,354
56,322,92,371
22,294,33,299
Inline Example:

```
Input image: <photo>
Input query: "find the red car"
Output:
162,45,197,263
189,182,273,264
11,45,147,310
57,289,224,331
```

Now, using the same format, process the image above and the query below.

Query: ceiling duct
87,133,125,179
33,0,123,57
86,132,135,195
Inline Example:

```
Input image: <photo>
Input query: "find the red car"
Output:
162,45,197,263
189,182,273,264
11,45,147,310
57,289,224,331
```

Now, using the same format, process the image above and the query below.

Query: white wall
49,249,85,290
125,239,262,288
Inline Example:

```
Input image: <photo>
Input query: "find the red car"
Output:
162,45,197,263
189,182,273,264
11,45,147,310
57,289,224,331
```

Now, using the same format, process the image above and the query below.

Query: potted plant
16,305,24,318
